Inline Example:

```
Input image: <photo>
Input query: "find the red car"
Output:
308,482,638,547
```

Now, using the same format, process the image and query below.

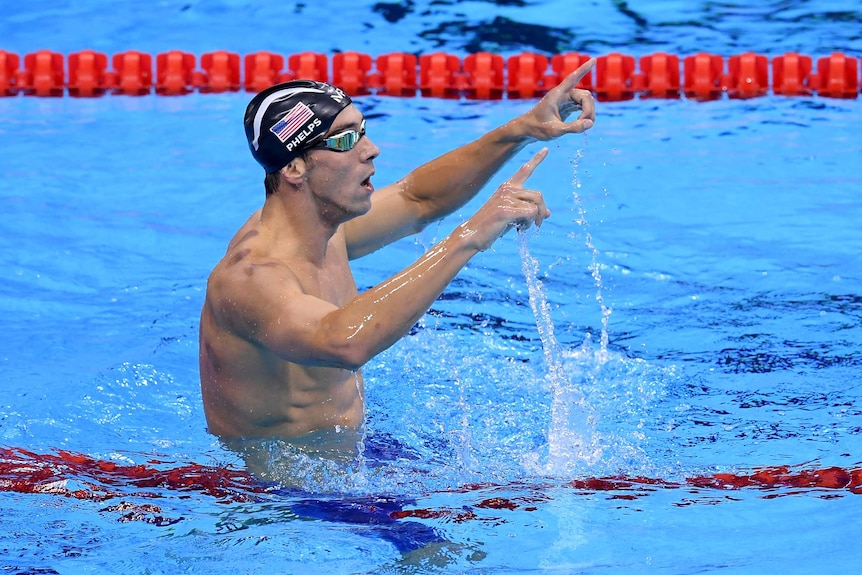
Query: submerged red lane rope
2,446,860,527
1,49,859,100
2,446,859,508
0,446,261,503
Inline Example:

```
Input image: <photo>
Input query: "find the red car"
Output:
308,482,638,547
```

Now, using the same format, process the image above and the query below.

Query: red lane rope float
2,447,860,509
392,466,862,522
0,49,858,100
0,446,262,503
1,447,860,529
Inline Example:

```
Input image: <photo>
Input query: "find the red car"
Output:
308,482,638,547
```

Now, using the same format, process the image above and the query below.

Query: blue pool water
2,1,862,573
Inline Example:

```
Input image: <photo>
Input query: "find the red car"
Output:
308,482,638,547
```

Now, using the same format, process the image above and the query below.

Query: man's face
303,104,379,222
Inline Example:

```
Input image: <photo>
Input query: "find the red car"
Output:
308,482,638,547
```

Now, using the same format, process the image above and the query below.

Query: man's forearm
322,230,478,368
401,117,532,224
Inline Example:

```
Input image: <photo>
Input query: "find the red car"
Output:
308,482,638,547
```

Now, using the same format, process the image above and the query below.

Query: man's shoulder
209,247,298,296
203,249,303,339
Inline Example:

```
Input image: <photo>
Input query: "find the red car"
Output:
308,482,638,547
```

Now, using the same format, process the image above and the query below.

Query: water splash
453,370,480,475
570,147,612,351
515,141,615,475
517,231,602,475
352,371,369,489
354,371,369,481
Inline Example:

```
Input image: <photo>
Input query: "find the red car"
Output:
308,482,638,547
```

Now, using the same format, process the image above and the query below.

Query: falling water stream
517,144,605,474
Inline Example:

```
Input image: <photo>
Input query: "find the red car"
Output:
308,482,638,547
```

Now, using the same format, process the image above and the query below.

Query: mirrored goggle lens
321,120,366,151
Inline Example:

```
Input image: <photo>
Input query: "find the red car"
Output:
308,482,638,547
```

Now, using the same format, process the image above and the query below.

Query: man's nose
362,136,380,161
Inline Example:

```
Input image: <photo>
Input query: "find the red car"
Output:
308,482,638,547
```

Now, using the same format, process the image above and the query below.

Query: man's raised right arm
217,150,551,370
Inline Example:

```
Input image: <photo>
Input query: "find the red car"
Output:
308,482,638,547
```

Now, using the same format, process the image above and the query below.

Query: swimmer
199,59,597,444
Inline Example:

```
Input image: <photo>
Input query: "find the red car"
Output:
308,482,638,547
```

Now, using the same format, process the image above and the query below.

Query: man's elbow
328,349,368,372
321,337,376,372
315,313,388,371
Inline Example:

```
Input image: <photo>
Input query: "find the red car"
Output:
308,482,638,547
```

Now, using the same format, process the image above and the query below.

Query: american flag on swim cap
270,102,315,143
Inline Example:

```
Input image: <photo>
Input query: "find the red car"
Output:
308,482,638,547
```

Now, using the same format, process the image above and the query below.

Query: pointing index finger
508,147,549,186
555,57,596,94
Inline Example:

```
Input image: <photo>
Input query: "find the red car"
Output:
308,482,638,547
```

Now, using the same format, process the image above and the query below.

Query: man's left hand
520,57,597,141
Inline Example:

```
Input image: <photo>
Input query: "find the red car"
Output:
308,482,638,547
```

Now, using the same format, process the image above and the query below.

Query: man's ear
280,157,307,187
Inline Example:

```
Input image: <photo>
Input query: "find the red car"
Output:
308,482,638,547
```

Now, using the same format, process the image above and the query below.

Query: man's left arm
344,58,597,260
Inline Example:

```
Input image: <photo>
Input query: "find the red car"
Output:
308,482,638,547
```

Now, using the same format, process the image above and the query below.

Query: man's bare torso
199,210,364,439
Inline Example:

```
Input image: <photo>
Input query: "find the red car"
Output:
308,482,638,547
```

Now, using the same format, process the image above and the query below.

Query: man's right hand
457,148,551,252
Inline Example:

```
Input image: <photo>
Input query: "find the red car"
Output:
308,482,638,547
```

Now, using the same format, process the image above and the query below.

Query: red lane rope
392,466,862,521
2,446,860,527
1,49,859,100
0,446,261,503
2,446,860,525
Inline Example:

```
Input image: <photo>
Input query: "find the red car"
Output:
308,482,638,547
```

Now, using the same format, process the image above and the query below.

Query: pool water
2,1,862,573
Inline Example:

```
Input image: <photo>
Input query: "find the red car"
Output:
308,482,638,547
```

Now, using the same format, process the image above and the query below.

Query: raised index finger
508,147,549,186
553,57,596,94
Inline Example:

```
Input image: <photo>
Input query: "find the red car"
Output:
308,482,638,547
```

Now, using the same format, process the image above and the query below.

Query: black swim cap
244,80,353,173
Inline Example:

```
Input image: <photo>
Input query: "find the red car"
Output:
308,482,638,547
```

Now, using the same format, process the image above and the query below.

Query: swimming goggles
312,119,366,152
